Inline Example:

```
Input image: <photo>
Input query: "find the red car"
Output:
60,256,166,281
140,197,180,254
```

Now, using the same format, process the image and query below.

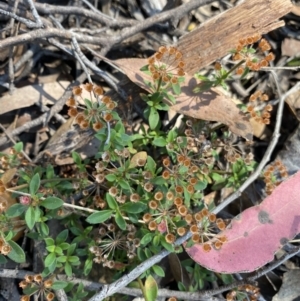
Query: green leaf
120,202,147,213
46,164,55,180
194,181,207,190
118,179,131,190
65,262,72,277
7,241,26,263
86,210,113,224
66,243,76,256
152,265,165,277
105,174,117,182
51,281,68,290
59,242,70,250
83,98,93,109
46,246,56,252
40,222,49,236
23,286,39,295
44,238,55,246
151,176,165,185
57,255,67,262
115,209,126,230
178,281,186,291
34,206,41,222
172,83,181,95
144,275,158,301
137,248,147,261
140,64,150,72
145,248,152,258
161,238,175,252
167,130,177,142
146,156,156,174
72,151,82,166
40,197,64,209
48,259,57,273
106,194,118,210
220,273,234,285
6,203,27,217
149,107,159,130
14,142,23,153
25,206,35,230
152,137,166,147
54,246,63,255
56,229,69,245
45,252,56,267
153,235,160,247
84,257,93,276
140,233,153,246
0,254,7,264
29,173,40,195
68,256,80,264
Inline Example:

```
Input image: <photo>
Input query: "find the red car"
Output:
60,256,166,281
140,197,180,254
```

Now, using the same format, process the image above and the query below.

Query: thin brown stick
0,0,216,51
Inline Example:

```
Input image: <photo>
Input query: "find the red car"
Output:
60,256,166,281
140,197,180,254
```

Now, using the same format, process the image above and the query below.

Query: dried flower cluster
246,90,273,124
20,275,54,301
183,119,254,166
0,237,11,255
263,160,288,195
89,223,139,268
67,83,117,131
143,186,227,250
232,34,275,75
148,46,185,89
226,284,260,301
0,147,25,171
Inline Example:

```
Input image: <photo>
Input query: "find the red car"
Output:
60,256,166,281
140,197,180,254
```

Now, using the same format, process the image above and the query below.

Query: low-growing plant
0,37,286,301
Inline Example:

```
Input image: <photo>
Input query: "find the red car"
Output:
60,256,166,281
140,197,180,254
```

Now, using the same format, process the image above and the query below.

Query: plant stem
224,60,245,77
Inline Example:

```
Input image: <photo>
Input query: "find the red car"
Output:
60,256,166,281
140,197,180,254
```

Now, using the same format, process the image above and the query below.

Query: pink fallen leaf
185,171,300,273
115,58,252,140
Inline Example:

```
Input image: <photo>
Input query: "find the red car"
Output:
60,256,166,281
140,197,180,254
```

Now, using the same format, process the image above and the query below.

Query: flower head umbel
90,223,139,269
146,46,185,93
226,284,260,301
232,34,275,74
263,160,288,195
66,84,117,130
20,275,54,301
245,90,273,125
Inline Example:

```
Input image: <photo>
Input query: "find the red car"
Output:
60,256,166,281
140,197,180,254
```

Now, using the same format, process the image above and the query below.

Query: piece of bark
176,0,293,74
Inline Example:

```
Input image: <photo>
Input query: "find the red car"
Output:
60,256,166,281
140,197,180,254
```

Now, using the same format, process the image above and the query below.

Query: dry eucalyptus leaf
185,171,300,273
0,81,70,115
115,58,252,140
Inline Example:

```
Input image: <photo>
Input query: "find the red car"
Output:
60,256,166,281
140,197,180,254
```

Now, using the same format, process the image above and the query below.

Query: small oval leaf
144,275,158,301
7,241,26,263
40,197,64,209
120,202,147,213
86,210,113,224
